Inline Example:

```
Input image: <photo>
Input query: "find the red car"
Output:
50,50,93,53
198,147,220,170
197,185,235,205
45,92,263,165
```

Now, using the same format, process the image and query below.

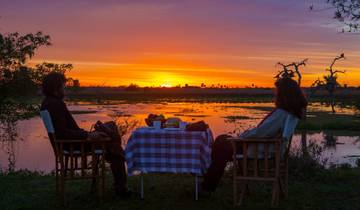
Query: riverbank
1,167,360,210
298,112,360,131
230,105,360,131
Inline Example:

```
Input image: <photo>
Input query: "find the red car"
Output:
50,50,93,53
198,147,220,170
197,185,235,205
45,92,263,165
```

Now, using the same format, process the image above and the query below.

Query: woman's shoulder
274,108,298,118
272,108,291,116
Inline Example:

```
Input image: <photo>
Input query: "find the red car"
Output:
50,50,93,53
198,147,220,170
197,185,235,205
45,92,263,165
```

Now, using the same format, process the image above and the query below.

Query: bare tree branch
275,59,308,86
329,53,345,70
310,0,360,32
333,70,346,74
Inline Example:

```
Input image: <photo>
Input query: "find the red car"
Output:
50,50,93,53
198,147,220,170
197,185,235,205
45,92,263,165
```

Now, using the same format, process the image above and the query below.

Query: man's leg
94,121,131,196
201,134,233,192
105,150,130,196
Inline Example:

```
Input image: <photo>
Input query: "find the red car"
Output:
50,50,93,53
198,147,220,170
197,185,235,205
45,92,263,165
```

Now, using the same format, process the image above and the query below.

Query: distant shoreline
65,86,360,102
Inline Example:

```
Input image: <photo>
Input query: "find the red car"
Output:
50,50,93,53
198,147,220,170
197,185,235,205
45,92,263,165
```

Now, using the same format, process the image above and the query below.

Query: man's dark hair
42,72,66,97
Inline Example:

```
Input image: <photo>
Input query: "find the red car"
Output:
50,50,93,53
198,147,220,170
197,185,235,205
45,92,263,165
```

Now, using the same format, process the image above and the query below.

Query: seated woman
201,77,308,192
40,72,131,197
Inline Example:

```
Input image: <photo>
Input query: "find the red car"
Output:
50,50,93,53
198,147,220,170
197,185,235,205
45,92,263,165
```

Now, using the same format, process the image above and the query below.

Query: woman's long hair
275,77,308,119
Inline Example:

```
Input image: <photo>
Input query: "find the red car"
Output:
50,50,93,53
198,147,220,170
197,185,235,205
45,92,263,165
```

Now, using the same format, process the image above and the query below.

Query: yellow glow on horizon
150,71,188,87
160,84,173,88
30,54,360,88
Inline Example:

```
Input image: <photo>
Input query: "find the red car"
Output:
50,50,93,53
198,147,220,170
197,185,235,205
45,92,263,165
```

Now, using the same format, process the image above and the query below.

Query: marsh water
0,102,359,172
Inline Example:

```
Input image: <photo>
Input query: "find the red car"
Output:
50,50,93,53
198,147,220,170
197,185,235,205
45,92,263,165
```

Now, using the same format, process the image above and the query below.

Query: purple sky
1,0,359,86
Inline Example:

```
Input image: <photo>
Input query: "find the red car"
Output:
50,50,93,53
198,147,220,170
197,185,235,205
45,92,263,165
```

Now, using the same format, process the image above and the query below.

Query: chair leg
55,174,58,194
284,169,289,198
98,156,105,203
59,156,67,206
271,179,280,208
238,180,248,206
140,174,144,200
194,175,199,201
233,164,237,206
233,177,250,207
55,160,59,195
59,176,66,206
64,156,69,177
91,166,97,194
91,157,99,193
100,173,105,203
246,183,250,196
279,178,287,199
233,178,237,206
91,178,97,193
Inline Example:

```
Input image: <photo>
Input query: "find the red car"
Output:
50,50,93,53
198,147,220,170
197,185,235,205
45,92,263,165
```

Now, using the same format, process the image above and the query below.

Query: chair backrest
40,110,55,134
40,110,58,154
281,113,299,157
232,113,300,180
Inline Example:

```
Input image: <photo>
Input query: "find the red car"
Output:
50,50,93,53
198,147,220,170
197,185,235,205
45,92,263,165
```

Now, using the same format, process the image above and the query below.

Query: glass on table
153,121,162,130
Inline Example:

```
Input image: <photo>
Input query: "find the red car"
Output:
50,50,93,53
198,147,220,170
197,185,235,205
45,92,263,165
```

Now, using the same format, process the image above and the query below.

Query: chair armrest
227,137,283,144
53,138,111,156
54,137,111,144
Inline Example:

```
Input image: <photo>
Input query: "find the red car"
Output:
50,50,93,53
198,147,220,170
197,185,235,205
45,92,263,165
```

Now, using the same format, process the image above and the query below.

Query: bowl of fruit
145,114,166,127
164,117,182,128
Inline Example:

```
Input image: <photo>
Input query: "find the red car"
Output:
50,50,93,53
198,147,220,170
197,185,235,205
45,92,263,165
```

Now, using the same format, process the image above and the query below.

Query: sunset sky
1,0,360,87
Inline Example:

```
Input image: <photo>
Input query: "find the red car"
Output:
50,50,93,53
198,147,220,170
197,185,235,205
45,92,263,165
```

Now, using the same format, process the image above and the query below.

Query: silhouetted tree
0,31,74,144
66,78,81,94
0,32,51,124
125,83,140,91
310,0,360,32
310,77,325,96
73,79,80,89
0,32,51,69
32,62,73,86
311,53,346,113
275,58,308,86
0,31,79,171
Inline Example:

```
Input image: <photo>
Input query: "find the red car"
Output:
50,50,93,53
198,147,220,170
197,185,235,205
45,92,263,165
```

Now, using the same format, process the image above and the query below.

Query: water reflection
0,122,19,171
292,131,360,167
324,132,338,148
300,131,308,158
0,102,359,172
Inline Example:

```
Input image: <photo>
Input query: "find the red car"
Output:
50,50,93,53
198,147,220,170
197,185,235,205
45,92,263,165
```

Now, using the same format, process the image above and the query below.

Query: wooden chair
40,110,110,205
229,114,299,208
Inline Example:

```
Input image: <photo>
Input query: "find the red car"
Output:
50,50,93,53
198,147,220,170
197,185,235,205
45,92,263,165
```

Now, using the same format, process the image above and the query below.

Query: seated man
40,72,131,197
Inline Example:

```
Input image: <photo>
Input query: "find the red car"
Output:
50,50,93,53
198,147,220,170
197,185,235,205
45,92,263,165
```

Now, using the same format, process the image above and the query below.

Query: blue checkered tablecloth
125,127,214,175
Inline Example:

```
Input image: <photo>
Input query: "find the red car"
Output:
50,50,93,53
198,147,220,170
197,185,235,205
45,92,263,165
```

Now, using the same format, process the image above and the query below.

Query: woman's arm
240,109,288,139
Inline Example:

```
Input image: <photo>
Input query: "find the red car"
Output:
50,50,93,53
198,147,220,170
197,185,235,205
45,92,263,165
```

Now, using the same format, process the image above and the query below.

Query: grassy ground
298,112,360,131
1,168,360,210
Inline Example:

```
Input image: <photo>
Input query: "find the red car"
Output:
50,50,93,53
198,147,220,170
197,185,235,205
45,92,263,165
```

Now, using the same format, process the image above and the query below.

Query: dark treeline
64,86,360,102
0,32,80,124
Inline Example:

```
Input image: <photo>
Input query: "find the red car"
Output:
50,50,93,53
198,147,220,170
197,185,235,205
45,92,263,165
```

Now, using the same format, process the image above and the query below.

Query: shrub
288,140,327,179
